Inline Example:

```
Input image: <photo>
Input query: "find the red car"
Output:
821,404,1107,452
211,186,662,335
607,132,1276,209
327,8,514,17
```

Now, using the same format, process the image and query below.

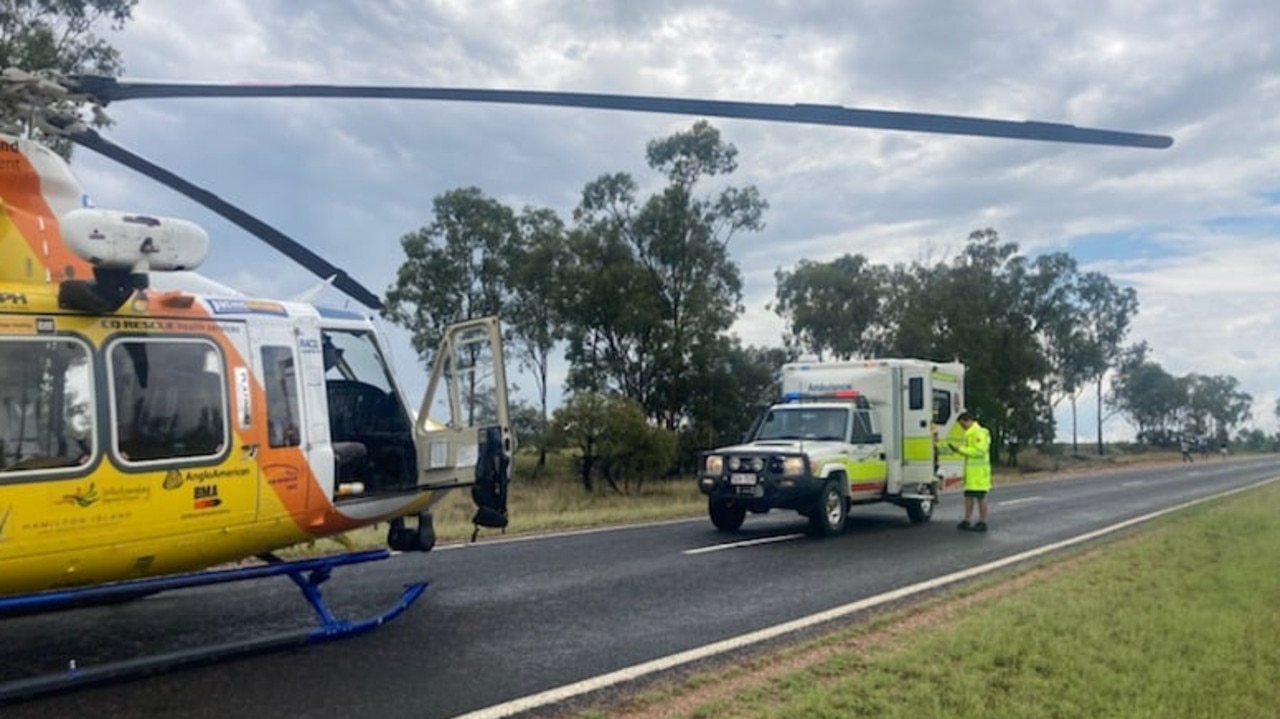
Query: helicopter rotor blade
70,77,1173,149
68,128,385,310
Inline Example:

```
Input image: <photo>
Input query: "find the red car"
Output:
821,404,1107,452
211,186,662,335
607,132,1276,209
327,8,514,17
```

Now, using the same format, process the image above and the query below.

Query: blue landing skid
0,549,427,703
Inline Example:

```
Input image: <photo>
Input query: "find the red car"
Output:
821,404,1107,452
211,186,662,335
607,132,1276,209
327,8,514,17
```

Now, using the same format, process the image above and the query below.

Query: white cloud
62,0,1280,437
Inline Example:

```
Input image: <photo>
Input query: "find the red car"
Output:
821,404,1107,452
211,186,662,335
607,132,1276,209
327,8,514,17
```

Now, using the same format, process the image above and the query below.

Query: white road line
998,496,1042,507
454,475,1280,719
1121,480,1146,487
682,534,805,555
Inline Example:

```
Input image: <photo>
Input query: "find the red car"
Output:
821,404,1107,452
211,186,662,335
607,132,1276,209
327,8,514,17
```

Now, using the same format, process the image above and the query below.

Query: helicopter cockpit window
0,338,93,476
321,328,416,494
321,329,393,391
109,339,228,463
321,329,409,435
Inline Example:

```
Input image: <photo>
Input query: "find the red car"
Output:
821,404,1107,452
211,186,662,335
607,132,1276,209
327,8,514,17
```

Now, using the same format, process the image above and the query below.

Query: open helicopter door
415,316,513,530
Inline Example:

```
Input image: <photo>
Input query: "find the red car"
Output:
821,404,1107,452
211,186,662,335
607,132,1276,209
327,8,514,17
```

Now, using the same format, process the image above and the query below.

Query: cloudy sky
68,0,1280,439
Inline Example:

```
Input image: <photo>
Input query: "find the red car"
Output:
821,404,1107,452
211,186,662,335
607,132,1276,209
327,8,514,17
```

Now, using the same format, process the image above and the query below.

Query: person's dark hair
957,410,974,422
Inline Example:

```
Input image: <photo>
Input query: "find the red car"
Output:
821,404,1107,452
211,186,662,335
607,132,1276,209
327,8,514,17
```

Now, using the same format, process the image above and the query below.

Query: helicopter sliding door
415,317,512,490
247,317,313,516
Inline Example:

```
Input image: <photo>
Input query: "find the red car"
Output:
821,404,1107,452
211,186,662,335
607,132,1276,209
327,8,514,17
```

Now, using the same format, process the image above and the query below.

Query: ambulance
697,358,967,535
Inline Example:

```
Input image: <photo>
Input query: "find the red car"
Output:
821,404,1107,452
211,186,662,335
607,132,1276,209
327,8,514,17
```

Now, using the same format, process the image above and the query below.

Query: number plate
730,473,757,486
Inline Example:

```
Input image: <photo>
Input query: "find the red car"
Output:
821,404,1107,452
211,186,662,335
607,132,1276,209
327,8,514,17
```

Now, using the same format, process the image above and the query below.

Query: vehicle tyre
387,517,416,551
906,494,935,524
709,500,747,532
414,512,437,552
807,481,847,537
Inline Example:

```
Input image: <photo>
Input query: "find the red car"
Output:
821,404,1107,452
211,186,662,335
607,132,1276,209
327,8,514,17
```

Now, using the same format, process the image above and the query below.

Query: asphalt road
3,456,1278,718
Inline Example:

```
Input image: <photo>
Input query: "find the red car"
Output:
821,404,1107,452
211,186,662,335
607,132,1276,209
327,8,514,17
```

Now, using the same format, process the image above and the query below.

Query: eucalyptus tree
560,121,767,429
1075,272,1139,454
1023,251,1089,448
0,0,136,157
383,187,517,369
1110,349,1185,445
1186,374,1252,442
872,230,1049,460
506,207,570,467
772,254,886,360
678,341,794,467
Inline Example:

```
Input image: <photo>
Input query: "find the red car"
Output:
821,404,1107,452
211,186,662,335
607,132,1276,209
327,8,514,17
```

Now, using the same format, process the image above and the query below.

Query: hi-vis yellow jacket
954,421,992,491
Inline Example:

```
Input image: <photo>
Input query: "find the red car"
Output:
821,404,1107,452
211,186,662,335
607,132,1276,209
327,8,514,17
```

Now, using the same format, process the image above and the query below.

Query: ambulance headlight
782,456,807,476
705,455,724,475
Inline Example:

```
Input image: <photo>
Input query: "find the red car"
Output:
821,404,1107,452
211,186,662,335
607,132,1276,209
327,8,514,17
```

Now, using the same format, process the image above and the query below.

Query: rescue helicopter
0,68,1173,699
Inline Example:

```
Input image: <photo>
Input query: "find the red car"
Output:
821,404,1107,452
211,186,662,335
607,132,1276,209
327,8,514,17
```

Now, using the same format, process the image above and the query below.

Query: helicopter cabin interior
313,327,418,498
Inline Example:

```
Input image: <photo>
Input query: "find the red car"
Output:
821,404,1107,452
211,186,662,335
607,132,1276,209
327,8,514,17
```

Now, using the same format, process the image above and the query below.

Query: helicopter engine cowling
61,208,210,273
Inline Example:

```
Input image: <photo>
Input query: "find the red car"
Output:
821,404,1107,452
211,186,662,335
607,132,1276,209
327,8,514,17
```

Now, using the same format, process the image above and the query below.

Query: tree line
11,4,1261,484
11,4,1260,489
380,123,1262,487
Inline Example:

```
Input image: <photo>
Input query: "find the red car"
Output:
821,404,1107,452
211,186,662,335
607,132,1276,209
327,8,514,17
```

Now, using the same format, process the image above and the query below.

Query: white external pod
60,208,211,273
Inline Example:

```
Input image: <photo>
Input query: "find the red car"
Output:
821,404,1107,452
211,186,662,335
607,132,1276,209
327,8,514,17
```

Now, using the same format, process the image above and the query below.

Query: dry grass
300,446,1194,554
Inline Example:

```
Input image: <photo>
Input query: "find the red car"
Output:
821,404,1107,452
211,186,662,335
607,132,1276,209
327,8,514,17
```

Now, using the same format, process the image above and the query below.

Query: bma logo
192,483,222,510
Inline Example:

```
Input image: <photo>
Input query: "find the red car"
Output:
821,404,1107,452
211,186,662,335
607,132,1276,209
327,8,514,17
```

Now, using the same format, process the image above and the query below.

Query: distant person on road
1220,441,1229,459
1180,437,1194,463
949,410,991,532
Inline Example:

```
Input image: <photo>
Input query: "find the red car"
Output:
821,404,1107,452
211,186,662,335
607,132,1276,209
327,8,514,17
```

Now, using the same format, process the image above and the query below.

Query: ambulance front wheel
709,500,747,532
808,482,847,537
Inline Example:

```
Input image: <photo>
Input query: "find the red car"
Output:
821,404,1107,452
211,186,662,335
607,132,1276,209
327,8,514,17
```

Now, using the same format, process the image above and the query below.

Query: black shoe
973,522,988,532
957,520,972,531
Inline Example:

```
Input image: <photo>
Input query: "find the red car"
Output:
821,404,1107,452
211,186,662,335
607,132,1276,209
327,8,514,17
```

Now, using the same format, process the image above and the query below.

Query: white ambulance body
698,358,967,535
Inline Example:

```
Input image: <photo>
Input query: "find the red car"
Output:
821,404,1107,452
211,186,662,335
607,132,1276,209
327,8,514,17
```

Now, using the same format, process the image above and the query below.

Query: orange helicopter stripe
141,296,328,529
0,154,92,284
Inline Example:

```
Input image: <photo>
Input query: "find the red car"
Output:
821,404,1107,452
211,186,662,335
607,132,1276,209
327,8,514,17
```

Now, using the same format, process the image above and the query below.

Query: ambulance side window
933,390,952,425
851,410,880,444
908,377,924,410
262,345,301,448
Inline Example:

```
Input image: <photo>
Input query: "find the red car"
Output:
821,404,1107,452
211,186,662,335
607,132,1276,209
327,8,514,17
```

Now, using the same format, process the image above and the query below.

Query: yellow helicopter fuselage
0,134,508,599
0,283,441,595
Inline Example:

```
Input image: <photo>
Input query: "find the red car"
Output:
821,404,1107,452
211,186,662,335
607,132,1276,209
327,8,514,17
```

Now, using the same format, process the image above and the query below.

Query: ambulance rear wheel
906,495,935,523
709,501,746,532
808,482,847,537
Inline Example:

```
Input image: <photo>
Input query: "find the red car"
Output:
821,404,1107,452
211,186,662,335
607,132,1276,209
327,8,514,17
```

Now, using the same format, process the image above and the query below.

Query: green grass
586,478,1280,719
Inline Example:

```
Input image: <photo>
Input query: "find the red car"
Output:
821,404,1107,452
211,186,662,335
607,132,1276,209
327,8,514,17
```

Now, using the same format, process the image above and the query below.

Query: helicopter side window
110,339,228,463
262,345,301,448
0,337,94,476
